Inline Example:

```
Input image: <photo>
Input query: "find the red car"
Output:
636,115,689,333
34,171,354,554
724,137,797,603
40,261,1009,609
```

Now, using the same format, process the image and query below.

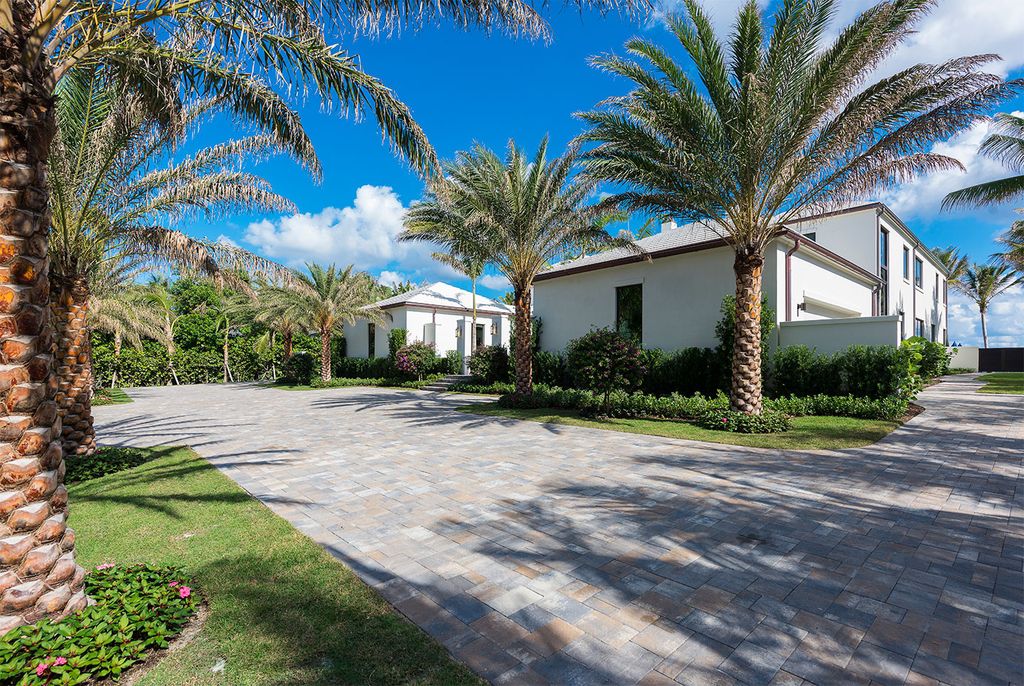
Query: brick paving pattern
95,375,1023,685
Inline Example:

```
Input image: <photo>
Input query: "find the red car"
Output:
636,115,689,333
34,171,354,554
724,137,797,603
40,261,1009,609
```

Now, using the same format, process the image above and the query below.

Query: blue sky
188,0,1024,346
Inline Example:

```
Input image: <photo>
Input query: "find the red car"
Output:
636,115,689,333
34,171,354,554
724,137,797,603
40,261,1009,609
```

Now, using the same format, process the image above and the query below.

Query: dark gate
978,348,1024,372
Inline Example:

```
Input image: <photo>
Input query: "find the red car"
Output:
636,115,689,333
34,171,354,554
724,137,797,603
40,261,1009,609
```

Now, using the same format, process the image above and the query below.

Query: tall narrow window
914,257,923,288
915,318,924,338
935,273,939,301
902,246,910,280
368,323,376,358
931,324,936,342
615,284,643,343
879,229,889,315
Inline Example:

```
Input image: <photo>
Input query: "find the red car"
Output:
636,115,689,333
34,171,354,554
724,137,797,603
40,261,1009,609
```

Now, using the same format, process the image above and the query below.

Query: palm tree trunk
111,332,122,388
513,286,533,397
980,306,989,348
731,251,765,415
51,280,96,457
223,332,230,383
164,316,179,385
283,330,293,358
320,328,331,382
0,26,87,634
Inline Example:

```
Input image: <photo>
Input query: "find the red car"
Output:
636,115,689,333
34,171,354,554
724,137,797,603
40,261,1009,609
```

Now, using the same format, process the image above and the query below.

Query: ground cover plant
91,388,132,406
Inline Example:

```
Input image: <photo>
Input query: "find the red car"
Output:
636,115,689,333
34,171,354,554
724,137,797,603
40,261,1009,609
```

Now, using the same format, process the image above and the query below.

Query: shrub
445,349,463,375
388,328,408,360
334,356,393,378
469,345,510,384
642,347,725,397
696,408,791,433
449,381,515,395
566,329,646,414
395,342,437,380
0,564,197,685
533,350,569,386
282,351,315,385
307,376,441,389
65,447,159,485
903,336,952,379
715,295,776,385
770,344,920,401
765,394,908,421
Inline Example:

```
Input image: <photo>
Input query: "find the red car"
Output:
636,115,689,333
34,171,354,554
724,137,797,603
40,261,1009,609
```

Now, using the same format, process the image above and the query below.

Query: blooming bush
394,342,437,380
696,408,792,433
0,564,198,685
566,329,646,415
468,345,509,384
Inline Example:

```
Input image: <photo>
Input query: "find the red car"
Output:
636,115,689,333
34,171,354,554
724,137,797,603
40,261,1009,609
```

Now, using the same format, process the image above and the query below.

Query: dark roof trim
534,229,879,284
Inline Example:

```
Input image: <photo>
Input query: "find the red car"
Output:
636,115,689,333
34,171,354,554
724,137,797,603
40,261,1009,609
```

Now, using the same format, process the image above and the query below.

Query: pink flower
168,581,179,587
722,418,728,423
54,657,67,666
96,562,115,570
178,586,191,599
36,663,48,676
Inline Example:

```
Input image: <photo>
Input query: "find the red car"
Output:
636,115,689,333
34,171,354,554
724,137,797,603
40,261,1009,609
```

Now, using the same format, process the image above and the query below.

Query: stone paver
94,375,1024,685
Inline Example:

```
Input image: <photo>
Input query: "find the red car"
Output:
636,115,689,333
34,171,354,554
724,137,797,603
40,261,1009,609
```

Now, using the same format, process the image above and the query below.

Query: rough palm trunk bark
980,307,988,348
0,17,87,634
513,286,532,397
730,251,764,415
111,332,122,388
283,330,293,359
163,316,178,385
320,328,331,382
51,280,95,456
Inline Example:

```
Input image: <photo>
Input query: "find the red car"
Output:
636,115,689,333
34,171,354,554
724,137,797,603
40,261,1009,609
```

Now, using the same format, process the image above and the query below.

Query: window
367,323,376,358
914,257,923,289
615,284,643,342
935,273,940,301
902,246,910,280
915,318,924,338
900,312,906,340
879,229,889,315
803,231,816,242
931,324,936,342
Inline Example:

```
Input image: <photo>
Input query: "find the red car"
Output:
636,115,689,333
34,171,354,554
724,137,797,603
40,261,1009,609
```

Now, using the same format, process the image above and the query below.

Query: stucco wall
343,306,510,361
778,316,900,354
786,206,878,275
787,248,874,321
949,346,979,371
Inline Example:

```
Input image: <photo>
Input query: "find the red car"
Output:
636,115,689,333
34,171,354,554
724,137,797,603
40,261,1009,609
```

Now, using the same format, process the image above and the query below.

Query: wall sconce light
490,322,497,336
455,325,462,338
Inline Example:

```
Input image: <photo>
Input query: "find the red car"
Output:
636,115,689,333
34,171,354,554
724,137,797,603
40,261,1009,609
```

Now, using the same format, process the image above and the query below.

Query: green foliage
92,340,169,388
395,342,438,380
334,357,395,379
0,565,197,685
65,447,158,485
565,329,645,414
532,350,568,386
641,347,725,397
90,388,131,406
445,349,463,375
283,352,316,385
306,376,441,390
468,346,510,384
388,329,408,359
770,345,921,400
696,409,791,434
449,381,516,395
765,395,908,422
902,337,952,379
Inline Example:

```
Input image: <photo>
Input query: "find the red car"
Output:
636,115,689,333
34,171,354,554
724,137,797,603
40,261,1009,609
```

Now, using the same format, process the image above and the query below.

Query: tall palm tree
578,0,1019,414
402,139,630,396
931,246,969,294
144,278,184,386
262,264,382,382
994,216,1024,272
49,68,294,457
959,264,1022,347
0,0,639,632
943,113,1024,209
433,250,485,355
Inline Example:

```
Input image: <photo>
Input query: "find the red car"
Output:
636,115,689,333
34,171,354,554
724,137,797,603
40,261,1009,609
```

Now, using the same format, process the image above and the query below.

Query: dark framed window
368,323,376,358
935,273,940,300
914,257,923,288
803,232,816,242
902,246,910,280
931,324,936,342
915,318,924,338
879,229,889,315
615,284,643,342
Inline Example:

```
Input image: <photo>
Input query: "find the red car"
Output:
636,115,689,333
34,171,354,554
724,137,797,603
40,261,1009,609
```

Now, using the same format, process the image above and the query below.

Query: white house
343,282,512,366
533,202,948,355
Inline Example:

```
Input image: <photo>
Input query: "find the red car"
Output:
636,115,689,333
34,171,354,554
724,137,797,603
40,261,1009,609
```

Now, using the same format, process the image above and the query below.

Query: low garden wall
777,315,900,354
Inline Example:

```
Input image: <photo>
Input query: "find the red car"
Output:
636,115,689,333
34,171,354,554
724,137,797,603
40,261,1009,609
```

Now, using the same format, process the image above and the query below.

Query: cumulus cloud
947,286,1024,347
479,274,511,291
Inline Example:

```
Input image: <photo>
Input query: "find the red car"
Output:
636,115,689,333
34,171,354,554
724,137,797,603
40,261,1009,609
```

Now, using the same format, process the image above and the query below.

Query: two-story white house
532,202,947,355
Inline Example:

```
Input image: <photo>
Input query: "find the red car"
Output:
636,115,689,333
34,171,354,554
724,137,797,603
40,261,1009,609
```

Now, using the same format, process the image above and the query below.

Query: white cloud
378,270,410,288
479,274,511,291
216,234,240,248
878,112,1022,218
947,286,1024,347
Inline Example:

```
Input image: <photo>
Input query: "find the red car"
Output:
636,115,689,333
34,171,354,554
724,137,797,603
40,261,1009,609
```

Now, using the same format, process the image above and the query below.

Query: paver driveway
94,375,1023,686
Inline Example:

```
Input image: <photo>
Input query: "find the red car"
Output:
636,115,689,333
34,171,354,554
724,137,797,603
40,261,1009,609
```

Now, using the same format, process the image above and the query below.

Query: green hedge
696,408,791,433
770,344,920,400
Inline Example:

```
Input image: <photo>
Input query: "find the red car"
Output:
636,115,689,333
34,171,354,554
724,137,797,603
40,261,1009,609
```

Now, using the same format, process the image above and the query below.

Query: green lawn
977,372,1024,395
92,387,133,405
71,447,481,686
457,403,899,450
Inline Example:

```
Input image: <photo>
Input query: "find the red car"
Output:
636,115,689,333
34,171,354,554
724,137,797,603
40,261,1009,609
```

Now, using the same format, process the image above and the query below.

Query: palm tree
994,216,1024,272
931,246,969,294
402,139,630,396
49,69,295,457
433,250,485,357
262,264,381,382
0,0,638,632
144,278,184,386
959,264,1022,347
943,113,1024,209
578,0,1019,414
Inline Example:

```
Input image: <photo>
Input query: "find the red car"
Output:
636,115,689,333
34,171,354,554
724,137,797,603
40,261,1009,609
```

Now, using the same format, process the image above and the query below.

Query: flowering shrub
566,329,646,415
696,408,792,433
394,342,437,380
468,345,509,384
0,564,198,685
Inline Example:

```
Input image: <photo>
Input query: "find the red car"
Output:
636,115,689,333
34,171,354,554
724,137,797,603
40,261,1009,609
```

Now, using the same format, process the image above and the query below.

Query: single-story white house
533,202,948,355
343,282,512,367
